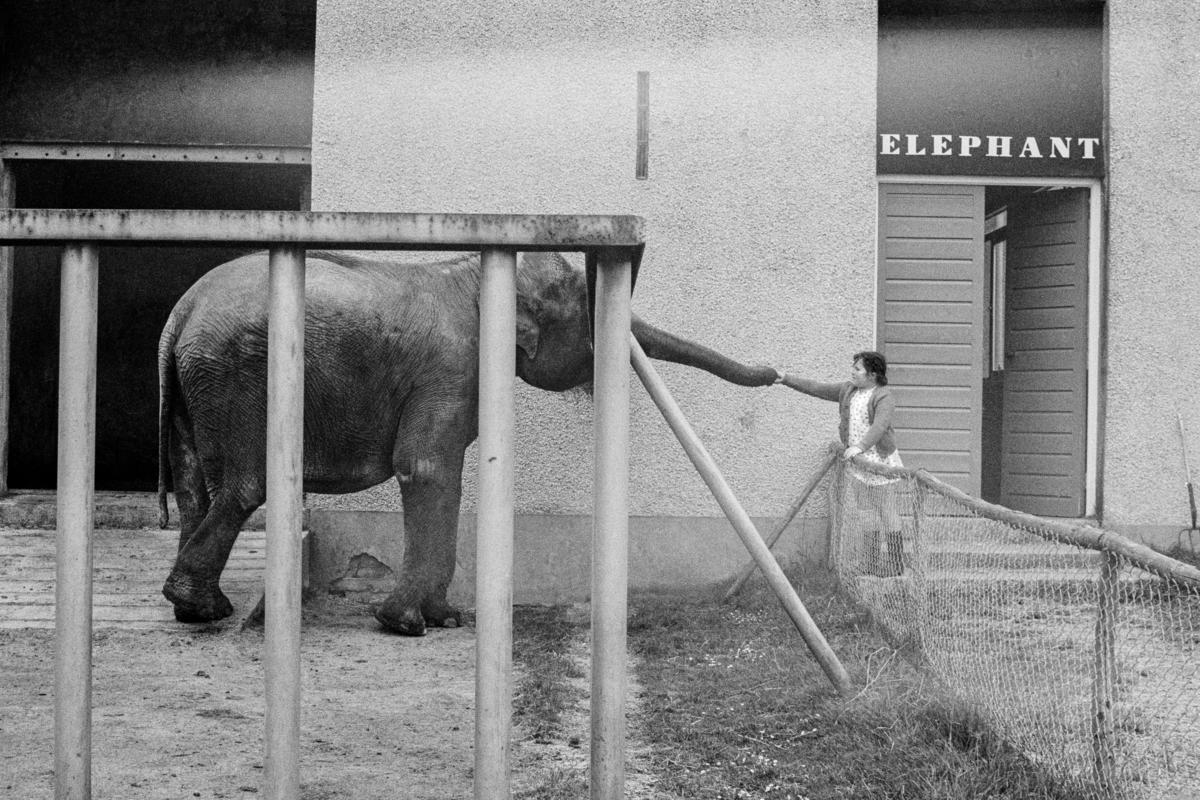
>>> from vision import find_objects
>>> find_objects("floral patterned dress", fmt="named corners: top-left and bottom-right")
top-left (847, 387), bottom-right (903, 486)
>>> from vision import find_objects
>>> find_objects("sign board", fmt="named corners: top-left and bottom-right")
top-left (877, 10), bottom-right (1104, 178)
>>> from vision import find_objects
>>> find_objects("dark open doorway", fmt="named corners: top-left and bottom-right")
top-left (981, 185), bottom-right (1089, 517)
top-left (9, 158), bottom-right (309, 490)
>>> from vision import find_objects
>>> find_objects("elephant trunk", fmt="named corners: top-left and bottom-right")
top-left (631, 314), bottom-right (776, 387)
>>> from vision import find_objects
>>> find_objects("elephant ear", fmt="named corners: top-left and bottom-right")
top-left (515, 295), bottom-right (540, 360)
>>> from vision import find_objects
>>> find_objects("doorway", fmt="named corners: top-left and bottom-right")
top-left (877, 179), bottom-right (1099, 518)
top-left (7, 157), bottom-right (309, 491)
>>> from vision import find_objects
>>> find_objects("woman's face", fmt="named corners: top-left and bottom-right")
top-left (850, 358), bottom-right (875, 389)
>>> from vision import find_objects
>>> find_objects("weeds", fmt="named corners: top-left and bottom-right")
top-left (512, 604), bottom-right (586, 744)
top-left (627, 564), bottom-right (1089, 799)
top-left (510, 564), bottom-right (1089, 799)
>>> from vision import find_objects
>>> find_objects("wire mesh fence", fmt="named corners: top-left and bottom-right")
top-left (822, 446), bottom-right (1200, 800)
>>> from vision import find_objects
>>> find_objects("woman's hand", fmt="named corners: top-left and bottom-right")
top-left (774, 369), bottom-right (787, 385)
top-left (842, 445), bottom-right (863, 460)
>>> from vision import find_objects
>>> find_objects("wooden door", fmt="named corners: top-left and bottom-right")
top-left (1000, 189), bottom-right (1089, 517)
top-left (878, 184), bottom-right (986, 494)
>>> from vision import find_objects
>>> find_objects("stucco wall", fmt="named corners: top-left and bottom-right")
top-left (1104, 3), bottom-right (1200, 542)
top-left (309, 1), bottom-right (877, 526)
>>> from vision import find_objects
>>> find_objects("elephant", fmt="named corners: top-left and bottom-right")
top-left (158, 249), bottom-right (777, 635)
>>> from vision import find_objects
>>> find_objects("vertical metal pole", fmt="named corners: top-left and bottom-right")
top-left (591, 249), bottom-right (631, 800)
top-left (475, 248), bottom-right (517, 800)
top-left (0, 160), bottom-right (14, 495)
top-left (1091, 549), bottom-right (1120, 797)
top-left (264, 245), bottom-right (306, 800)
top-left (55, 243), bottom-right (99, 800)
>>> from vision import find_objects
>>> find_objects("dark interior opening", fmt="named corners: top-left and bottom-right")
top-left (9, 159), bottom-right (309, 491)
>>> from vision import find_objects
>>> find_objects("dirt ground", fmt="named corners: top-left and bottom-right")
top-left (0, 597), bottom-right (500, 800)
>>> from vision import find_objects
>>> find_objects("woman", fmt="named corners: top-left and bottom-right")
top-left (775, 351), bottom-right (906, 576)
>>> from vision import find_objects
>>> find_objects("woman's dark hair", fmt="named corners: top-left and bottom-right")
top-left (853, 350), bottom-right (888, 386)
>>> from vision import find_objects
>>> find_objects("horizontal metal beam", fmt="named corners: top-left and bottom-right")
top-left (0, 209), bottom-right (645, 251)
top-left (0, 141), bottom-right (310, 165)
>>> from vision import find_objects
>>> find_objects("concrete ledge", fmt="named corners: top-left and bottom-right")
top-left (307, 509), bottom-right (831, 606)
top-left (0, 491), bottom-right (294, 531)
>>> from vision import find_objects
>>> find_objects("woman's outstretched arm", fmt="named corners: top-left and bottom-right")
top-left (774, 370), bottom-right (843, 402)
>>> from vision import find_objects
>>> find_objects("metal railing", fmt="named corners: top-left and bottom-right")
top-left (0, 208), bottom-right (644, 800)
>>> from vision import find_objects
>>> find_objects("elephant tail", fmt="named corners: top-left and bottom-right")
top-left (156, 326), bottom-right (176, 529)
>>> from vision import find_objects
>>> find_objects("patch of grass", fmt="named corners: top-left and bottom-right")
top-left (512, 767), bottom-right (589, 800)
top-left (627, 564), bottom-right (1091, 800)
top-left (512, 604), bottom-right (587, 744)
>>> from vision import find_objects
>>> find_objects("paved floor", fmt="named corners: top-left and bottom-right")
top-left (0, 527), bottom-right (266, 630)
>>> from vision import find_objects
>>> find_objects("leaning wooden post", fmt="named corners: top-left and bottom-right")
top-left (1091, 549), bottom-right (1120, 798)
top-left (264, 245), bottom-right (306, 800)
top-left (631, 340), bottom-right (853, 697)
top-left (724, 449), bottom-right (838, 600)
top-left (591, 249), bottom-right (632, 800)
top-left (55, 243), bottom-right (99, 800)
top-left (475, 248), bottom-right (517, 800)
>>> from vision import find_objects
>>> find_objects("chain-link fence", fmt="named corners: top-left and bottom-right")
top-left (823, 446), bottom-right (1200, 800)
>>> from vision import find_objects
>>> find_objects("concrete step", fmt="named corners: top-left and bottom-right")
top-left (0, 527), bottom-right (307, 630)
top-left (920, 543), bottom-right (1101, 571)
top-left (0, 490), bottom-right (284, 530)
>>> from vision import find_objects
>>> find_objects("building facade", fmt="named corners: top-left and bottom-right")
top-left (1, 1), bottom-right (1196, 601)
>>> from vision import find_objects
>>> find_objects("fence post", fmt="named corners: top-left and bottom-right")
top-left (475, 248), bottom-right (517, 799)
top-left (826, 457), bottom-right (844, 576)
top-left (55, 243), bottom-right (99, 800)
top-left (1091, 549), bottom-right (1120, 797)
top-left (591, 249), bottom-right (631, 800)
top-left (905, 477), bottom-right (927, 653)
top-left (264, 245), bottom-right (306, 800)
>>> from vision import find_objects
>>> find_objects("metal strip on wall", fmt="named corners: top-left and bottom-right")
top-left (0, 142), bottom-right (311, 164)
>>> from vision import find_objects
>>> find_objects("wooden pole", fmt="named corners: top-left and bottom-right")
top-left (827, 453), bottom-right (844, 574)
top-left (475, 248), bottom-right (517, 800)
top-left (591, 250), bottom-right (631, 800)
top-left (1091, 549), bottom-right (1120, 798)
top-left (723, 450), bottom-right (838, 600)
top-left (264, 245), bottom-right (306, 800)
top-left (0, 160), bottom-right (14, 495)
top-left (631, 340), bottom-right (853, 697)
top-left (55, 243), bottom-right (99, 800)
top-left (911, 468), bottom-right (1200, 589)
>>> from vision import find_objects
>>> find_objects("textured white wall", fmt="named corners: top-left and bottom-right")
top-left (309, 1), bottom-right (877, 519)
top-left (1104, 3), bottom-right (1200, 533)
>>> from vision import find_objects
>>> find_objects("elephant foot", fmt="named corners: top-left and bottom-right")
top-left (421, 598), bottom-right (463, 629)
top-left (374, 598), bottom-right (427, 637)
top-left (241, 593), bottom-right (266, 630)
top-left (163, 569), bottom-right (234, 623)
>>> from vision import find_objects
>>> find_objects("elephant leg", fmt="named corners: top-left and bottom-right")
top-left (168, 422), bottom-right (211, 555)
top-left (375, 407), bottom-right (473, 636)
top-left (163, 486), bottom-right (260, 623)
